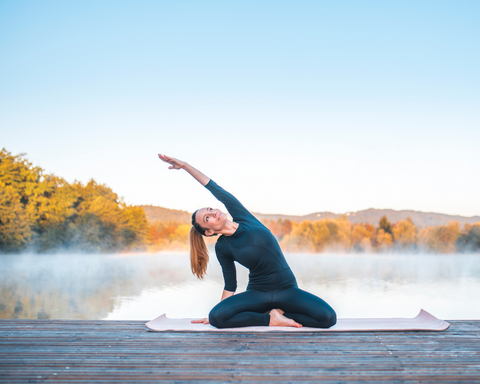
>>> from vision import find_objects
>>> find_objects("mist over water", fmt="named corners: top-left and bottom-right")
top-left (0, 252), bottom-right (479, 321)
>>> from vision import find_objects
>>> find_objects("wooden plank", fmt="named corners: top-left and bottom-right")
top-left (0, 320), bottom-right (479, 383)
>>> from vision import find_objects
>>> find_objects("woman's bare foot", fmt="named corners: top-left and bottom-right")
top-left (269, 309), bottom-right (302, 328)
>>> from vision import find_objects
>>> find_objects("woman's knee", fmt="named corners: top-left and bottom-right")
top-left (323, 308), bottom-right (337, 328)
top-left (310, 304), bottom-right (336, 328)
top-left (208, 306), bottom-right (226, 328)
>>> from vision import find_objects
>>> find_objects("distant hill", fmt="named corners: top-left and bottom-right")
top-left (253, 208), bottom-right (480, 228)
top-left (139, 205), bottom-right (480, 228)
top-left (140, 205), bottom-right (191, 224)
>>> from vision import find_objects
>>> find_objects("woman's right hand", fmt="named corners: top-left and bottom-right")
top-left (158, 154), bottom-right (187, 170)
top-left (191, 318), bottom-right (210, 325)
top-left (158, 154), bottom-right (210, 186)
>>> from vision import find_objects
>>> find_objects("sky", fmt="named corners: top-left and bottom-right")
top-left (1, 0), bottom-right (479, 217)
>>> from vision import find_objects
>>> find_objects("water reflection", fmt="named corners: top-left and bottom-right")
top-left (0, 253), bottom-right (478, 321)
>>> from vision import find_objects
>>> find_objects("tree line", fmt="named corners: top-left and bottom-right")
top-left (0, 149), bottom-right (149, 253)
top-left (264, 216), bottom-right (480, 253)
top-left (2, 148), bottom-right (479, 254)
top-left (147, 215), bottom-right (480, 254)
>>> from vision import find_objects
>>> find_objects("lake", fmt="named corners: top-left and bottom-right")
top-left (0, 252), bottom-right (479, 321)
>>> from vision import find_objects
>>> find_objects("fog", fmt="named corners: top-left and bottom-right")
top-left (0, 252), bottom-right (479, 321)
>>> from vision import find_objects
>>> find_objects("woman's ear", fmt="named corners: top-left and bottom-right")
top-left (205, 229), bottom-right (215, 237)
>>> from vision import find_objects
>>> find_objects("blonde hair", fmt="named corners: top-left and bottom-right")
top-left (189, 226), bottom-right (209, 279)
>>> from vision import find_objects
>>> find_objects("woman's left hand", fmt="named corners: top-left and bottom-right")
top-left (191, 318), bottom-right (210, 325)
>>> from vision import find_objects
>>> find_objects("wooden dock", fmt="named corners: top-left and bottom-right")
top-left (0, 319), bottom-right (479, 383)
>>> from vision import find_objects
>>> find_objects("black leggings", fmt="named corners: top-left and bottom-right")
top-left (208, 287), bottom-right (336, 329)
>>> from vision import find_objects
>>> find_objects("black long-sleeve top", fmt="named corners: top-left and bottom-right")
top-left (205, 180), bottom-right (297, 292)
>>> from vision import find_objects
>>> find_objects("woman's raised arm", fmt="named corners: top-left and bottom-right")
top-left (158, 154), bottom-right (210, 186)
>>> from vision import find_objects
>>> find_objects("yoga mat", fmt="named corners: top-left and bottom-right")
top-left (146, 309), bottom-right (450, 332)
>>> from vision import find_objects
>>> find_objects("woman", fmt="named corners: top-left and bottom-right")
top-left (159, 154), bottom-right (336, 329)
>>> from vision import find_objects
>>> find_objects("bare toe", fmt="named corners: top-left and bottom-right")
top-left (269, 309), bottom-right (303, 328)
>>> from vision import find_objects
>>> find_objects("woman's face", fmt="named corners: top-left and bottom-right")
top-left (195, 207), bottom-right (227, 235)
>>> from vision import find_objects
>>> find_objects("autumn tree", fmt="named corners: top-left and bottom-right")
top-left (0, 148), bottom-right (45, 251)
top-left (280, 217), bottom-right (351, 252)
top-left (457, 223), bottom-right (480, 252)
top-left (375, 229), bottom-right (393, 250)
top-left (169, 224), bottom-right (191, 249)
top-left (280, 220), bottom-right (314, 252)
top-left (379, 216), bottom-right (393, 236)
top-left (0, 149), bottom-right (149, 253)
top-left (417, 222), bottom-right (460, 253)
top-left (262, 218), bottom-right (293, 240)
top-left (149, 220), bottom-right (180, 250)
top-left (122, 205), bottom-right (150, 248)
top-left (351, 223), bottom-right (375, 251)
top-left (392, 218), bottom-right (417, 249)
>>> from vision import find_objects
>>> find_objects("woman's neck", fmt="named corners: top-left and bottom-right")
top-left (217, 220), bottom-right (239, 236)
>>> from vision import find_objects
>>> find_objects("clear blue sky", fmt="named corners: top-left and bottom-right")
top-left (1, 1), bottom-right (479, 217)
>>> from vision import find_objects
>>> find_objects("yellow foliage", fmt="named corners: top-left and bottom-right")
top-left (375, 229), bottom-right (393, 250)
top-left (351, 223), bottom-right (374, 251)
top-left (170, 224), bottom-right (191, 247)
top-left (393, 218), bottom-right (416, 249)
top-left (280, 220), bottom-right (313, 252)
top-left (417, 221), bottom-right (460, 253)
top-left (123, 206), bottom-right (150, 249)
top-left (280, 217), bottom-right (352, 252)
top-left (0, 149), bottom-right (149, 253)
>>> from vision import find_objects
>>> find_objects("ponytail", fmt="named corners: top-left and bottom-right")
top-left (189, 226), bottom-right (209, 279)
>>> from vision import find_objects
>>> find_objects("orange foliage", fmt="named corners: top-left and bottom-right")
top-left (351, 223), bottom-right (375, 251)
top-left (417, 221), bottom-right (460, 253)
top-left (148, 221), bottom-right (190, 251)
top-left (261, 219), bottom-right (293, 240)
top-left (280, 217), bottom-right (352, 252)
top-left (375, 229), bottom-right (393, 250)
top-left (392, 218), bottom-right (416, 249)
